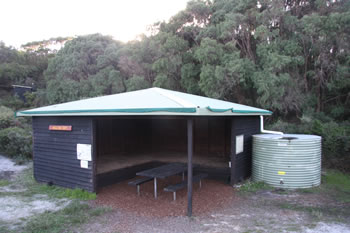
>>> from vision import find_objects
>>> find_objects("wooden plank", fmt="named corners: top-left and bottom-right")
top-left (34, 144), bottom-right (79, 153)
top-left (34, 160), bottom-right (93, 173)
top-left (33, 131), bottom-right (88, 139)
top-left (34, 167), bottom-right (93, 182)
top-left (34, 137), bottom-right (90, 143)
top-left (35, 176), bottom-right (93, 191)
top-left (34, 162), bottom-right (93, 175)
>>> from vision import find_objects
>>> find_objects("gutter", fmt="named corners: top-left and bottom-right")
top-left (260, 116), bottom-right (283, 135)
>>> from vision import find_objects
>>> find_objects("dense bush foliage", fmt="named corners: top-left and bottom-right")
top-left (0, 106), bottom-right (14, 130)
top-left (40, 0), bottom-right (350, 121)
top-left (269, 117), bottom-right (350, 171)
top-left (0, 0), bottom-right (349, 169)
top-left (0, 105), bottom-right (32, 161)
top-left (0, 127), bottom-right (32, 159)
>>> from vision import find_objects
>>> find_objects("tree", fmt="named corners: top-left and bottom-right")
top-left (0, 42), bottom-right (50, 90)
top-left (44, 34), bottom-right (123, 104)
top-left (151, 32), bottom-right (189, 90)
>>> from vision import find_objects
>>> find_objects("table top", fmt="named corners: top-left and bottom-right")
top-left (136, 163), bottom-right (188, 179)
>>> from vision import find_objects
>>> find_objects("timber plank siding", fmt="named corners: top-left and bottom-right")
top-left (231, 116), bottom-right (260, 184)
top-left (32, 117), bottom-right (95, 192)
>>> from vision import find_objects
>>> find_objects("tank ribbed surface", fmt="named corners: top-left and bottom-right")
top-left (252, 134), bottom-right (321, 189)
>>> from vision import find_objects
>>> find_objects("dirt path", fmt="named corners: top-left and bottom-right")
top-left (77, 195), bottom-right (350, 233)
top-left (77, 186), bottom-right (350, 233)
top-left (1, 154), bottom-right (349, 233)
top-left (0, 155), bottom-right (71, 231)
top-left (0, 154), bottom-right (27, 179)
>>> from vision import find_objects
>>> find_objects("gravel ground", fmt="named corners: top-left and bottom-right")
top-left (81, 190), bottom-right (350, 233)
top-left (0, 155), bottom-right (71, 230)
top-left (82, 177), bottom-right (350, 233)
top-left (0, 195), bottom-right (69, 222)
top-left (0, 154), bottom-right (27, 179)
top-left (304, 222), bottom-right (350, 233)
top-left (1, 154), bottom-right (349, 233)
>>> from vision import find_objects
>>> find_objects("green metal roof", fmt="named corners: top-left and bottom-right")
top-left (16, 87), bottom-right (272, 117)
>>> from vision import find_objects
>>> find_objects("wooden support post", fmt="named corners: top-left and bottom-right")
top-left (92, 119), bottom-right (97, 193)
top-left (154, 177), bottom-right (157, 199)
top-left (187, 118), bottom-right (193, 217)
top-left (230, 118), bottom-right (236, 185)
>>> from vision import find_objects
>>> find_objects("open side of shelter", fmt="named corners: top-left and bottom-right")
top-left (32, 115), bottom-right (260, 191)
top-left (95, 117), bottom-right (232, 187)
top-left (19, 87), bottom-right (270, 216)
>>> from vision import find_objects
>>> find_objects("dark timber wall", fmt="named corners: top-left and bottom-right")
top-left (32, 117), bottom-right (95, 192)
top-left (97, 117), bottom-right (231, 156)
top-left (230, 116), bottom-right (260, 184)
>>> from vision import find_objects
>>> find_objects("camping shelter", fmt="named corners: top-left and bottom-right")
top-left (16, 87), bottom-right (272, 216)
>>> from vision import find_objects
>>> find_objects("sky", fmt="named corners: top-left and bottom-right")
top-left (0, 0), bottom-right (190, 48)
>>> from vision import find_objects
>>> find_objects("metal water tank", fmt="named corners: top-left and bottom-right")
top-left (252, 134), bottom-right (321, 189)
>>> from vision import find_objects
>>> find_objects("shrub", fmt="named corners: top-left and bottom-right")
top-left (268, 118), bottom-right (350, 172)
top-left (0, 127), bottom-right (32, 158)
top-left (0, 105), bottom-right (31, 130)
top-left (0, 95), bottom-right (26, 110)
top-left (0, 106), bottom-right (15, 130)
top-left (311, 120), bottom-right (350, 158)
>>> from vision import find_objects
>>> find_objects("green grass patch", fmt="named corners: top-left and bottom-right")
top-left (296, 186), bottom-right (322, 194)
top-left (21, 201), bottom-right (110, 233)
top-left (323, 170), bottom-right (350, 192)
top-left (0, 220), bottom-right (11, 233)
top-left (0, 179), bottom-right (10, 187)
top-left (295, 170), bottom-right (350, 203)
top-left (322, 170), bottom-right (350, 203)
top-left (30, 185), bottom-right (97, 200)
top-left (238, 180), bottom-right (272, 193)
top-left (11, 166), bottom-right (96, 200)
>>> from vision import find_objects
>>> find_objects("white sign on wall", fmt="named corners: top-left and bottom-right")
top-left (77, 143), bottom-right (92, 161)
top-left (236, 135), bottom-right (244, 154)
top-left (80, 160), bottom-right (89, 169)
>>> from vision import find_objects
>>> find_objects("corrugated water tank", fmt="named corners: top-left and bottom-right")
top-left (252, 134), bottom-right (322, 189)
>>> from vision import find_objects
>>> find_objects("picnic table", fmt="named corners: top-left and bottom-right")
top-left (136, 162), bottom-right (188, 199)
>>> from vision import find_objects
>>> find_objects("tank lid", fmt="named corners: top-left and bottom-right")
top-left (253, 134), bottom-right (321, 140)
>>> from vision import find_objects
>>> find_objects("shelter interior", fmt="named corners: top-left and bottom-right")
top-left (96, 117), bottom-right (231, 175)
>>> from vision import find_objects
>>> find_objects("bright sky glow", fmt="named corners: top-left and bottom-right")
top-left (0, 0), bottom-right (190, 48)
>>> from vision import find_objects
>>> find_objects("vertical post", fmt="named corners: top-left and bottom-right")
top-left (154, 177), bottom-right (157, 199)
top-left (187, 118), bottom-right (193, 217)
top-left (91, 119), bottom-right (97, 192)
top-left (230, 118), bottom-right (236, 185)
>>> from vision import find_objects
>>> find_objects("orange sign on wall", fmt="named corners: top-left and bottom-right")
top-left (49, 125), bottom-right (72, 131)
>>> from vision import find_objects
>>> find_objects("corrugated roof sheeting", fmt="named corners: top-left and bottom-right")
top-left (16, 87), bottom-right (272, 116)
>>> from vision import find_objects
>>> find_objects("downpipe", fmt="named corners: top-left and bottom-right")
top-left (260, 116), bottom-right (283, 135)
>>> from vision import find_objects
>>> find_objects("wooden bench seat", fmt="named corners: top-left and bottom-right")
top-left (128, 177), bottom-right (153, 195)
top-left (164, 173), bottom-right (208, 201)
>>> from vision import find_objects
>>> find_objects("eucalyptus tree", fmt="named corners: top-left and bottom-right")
top-left (44, 34), bottom-right (124, 104)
